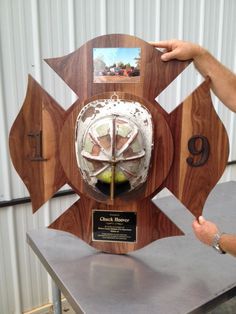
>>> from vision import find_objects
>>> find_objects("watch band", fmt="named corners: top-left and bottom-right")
top-left (212, 233), bottom-right (226, 254)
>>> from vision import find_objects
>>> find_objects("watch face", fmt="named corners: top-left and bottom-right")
top-left (213, 244), bottom-right (221, 252)
top-left (212, 234), bottom-right (225, 254)
top-left (213, 244), bottom-right (225, 254)
top-left (75, 96), bottom-right (153, 199)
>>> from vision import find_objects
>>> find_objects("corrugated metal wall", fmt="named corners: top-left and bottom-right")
top-left (0, 0), bottom-right (236, 313)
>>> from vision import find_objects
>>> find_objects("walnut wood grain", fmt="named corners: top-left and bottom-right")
top-left (49, 196), bottom-right (183, 254)
top-left (45, 34), bottom-right (191, 107)
top-left (9, 75), bottom-right (67, 212)
top-left (165, 79), bottom-right (229, 217)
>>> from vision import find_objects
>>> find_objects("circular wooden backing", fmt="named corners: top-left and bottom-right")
top-left (60, 92), bottom-right (173, 205)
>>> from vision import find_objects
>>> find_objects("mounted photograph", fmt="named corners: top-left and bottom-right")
top-left (93, 47), bottom-right (141, 83)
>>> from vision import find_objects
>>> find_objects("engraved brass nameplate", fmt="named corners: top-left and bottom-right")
top-left (92, 210), bottom-right (137, 243)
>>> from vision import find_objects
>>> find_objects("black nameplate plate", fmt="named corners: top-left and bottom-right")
top-left (92, 210), bottom-right (137, 243)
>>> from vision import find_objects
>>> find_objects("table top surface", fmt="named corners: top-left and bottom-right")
top-left (27, 181), bottom-right (236, 314)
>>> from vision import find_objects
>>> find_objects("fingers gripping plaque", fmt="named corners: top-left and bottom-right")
top-left (9, 34), bottom-right (229, 254)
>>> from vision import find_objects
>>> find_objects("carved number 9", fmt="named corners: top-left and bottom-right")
top-left (186, 135), bottom-right (210, 167)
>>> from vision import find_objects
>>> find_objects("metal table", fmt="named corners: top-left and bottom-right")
top-left (27, 181), bottom-right (236, 314)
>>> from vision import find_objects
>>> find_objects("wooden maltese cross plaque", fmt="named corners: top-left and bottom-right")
top-left (9, 34), bottom-right (229, 254)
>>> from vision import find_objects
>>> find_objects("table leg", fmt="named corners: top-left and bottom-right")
top-left (52, 281), bottom-right (62, 314)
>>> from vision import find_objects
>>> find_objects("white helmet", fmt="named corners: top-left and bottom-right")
top-left (75, 94), bottom-right (153, 200)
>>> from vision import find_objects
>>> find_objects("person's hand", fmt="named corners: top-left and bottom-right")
top-left (150, 39), bottom-right (205, 62)
top-left (192, 216), bottom-right (220, 246)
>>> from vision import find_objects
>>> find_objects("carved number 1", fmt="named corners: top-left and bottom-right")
top-left (28, 131), bottom-right (47, 161)
top-left (186, 135), bottom-right (210, 167)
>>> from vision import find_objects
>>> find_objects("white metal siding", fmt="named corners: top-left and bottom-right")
top-left (0, 1), bottom-right (236, 313)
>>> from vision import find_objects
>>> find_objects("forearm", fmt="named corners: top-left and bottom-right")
top-left (219, 234), bottom-right (236, 256)
top-left (193, 50), bottom-right (236, 112)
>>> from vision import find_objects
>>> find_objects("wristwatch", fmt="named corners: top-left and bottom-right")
top-left (212, 233), bottom-right (226, 254)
